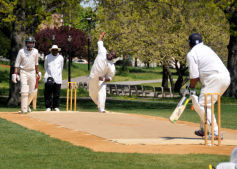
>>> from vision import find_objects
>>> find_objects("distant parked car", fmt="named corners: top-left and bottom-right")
top-left (74, 59), bottom-right (88, 64)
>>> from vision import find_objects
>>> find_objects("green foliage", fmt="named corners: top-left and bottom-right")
top-left (93, 0), bottom-right (229, 65)
top-left (58, 0), bottom-right (96, 31)
top-left (214, 0), bottom-right (237, 37)
top-left (0, 31), bottom-right (10, 58)
top-left (0, 0), bottom-right (92, 39)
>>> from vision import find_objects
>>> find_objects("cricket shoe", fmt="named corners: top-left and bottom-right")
top-left (28, 107), bottom-right (31, 113)
top-left (46, 108), bottom-right (51, 112)
top-left (99, 109), bottom-right (110, 113)
top-left (206, 133), bottom-right (223, 140)
top-left (54, 108), bottom-right (60, 112)
top-left (18, 110), bottom-right (28, 114)
top-left (194, 129), bottom-right (206, 137)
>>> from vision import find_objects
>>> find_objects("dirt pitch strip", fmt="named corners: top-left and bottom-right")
top-left (0, 111), bottom-right (236, 155)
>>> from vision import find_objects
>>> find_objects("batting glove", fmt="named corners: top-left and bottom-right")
top-left (11, 73), bottom-right (19, 83)
top-left (183, 84), bottom-right (196, 96)
top-left (183, 84), bottom-right (190, 96)
top-left (37, 72), bottom-right (42, 80)
top-left (189, 89), bottom-right (196, 95)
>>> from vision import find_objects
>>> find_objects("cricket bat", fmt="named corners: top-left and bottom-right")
top-left (169, 95), bottom-right (190, 123)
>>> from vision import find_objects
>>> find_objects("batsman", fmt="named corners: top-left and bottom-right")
top-left (186, 33), bottom-right (230, 139)
top-left (12, 36), bottom-right (41, 114)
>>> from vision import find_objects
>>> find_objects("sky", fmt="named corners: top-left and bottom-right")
top-left (80, 1), bottom-right (96, 9)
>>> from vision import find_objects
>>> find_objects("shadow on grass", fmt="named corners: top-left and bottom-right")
top-left (0, 96), bottom-right (177, 112)
top-left (0, 70), bottom-right (9, 83)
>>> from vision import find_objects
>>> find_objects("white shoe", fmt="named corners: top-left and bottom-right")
top-left (46, 108), bottom-right (51, 112)
top-left (28, 107), bottom-right (31, 113)
top-left (99, 109), bottom-right (109, 113)
top-left (18, 110), bottom-right (29, 114)
top-left (54, 108), bottom-right (60, 112)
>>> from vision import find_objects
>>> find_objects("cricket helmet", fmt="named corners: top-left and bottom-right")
top-left (188, 33), bottom-right (202, 46)
top-left (25, 36), bottom-right (35, 48)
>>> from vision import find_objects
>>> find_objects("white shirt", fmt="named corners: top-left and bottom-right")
top-left (15, 47), bottom-right (39, 71)
top-left (44, 53), bottom-right (64, 84)
top-left (89, 41), bottom-right (115, 80)
top-left (187, 43), bottom-right (229, 81)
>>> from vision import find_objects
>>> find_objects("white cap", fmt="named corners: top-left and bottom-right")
top-left (49, 45), bottom-right (61, 51)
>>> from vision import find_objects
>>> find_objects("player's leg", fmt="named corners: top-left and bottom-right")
top-left (98, 81), bottom-right (106, 112)
top-left (27, 71), bottom-right (36, 112)
top-left (44, 81), bottom-right (53, 111)
top-left (52, 83), bottom-right (61, 111)
top-left (190, 94), bottom-right (205, 135)
top-left (89, 77), bottom-right (99, 106)
top-left (198, 73), bottom-right (230, 136)
top-left (20, 70), bottom-right (29, 113)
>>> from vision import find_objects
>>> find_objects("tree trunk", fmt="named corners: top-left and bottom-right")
top-left (162, 65), bottom-right (169, 89)
top-left (226, 35), bottom-right (237, 97)
top-left (7, 25), bottom-right (25, 106)
top-left (146, 62), bottom-right (149, 68)
top-left (174, 62), bottom-right (188, 93)
top-left (166, 65), bottom-right (174, 91)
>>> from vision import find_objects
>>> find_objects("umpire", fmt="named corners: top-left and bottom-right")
top-left (43, 45), bottom-right (64, 112)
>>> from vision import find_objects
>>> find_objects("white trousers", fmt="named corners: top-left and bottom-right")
top-left (216, 162), bottom-right (236, 169)
top-left (89, 77), bottom-right (107, 111)
top-left (20, 70), bottom-right (36, 112)
top-left (191, 72), bottom-right (230, 135)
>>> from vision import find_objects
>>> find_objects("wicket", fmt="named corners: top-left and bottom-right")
top-left (66, 82), bottom-right (77, 111)
top-left (204, 93), bottom-right (221, 146)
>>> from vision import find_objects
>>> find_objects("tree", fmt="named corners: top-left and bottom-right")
top-left (93, 0), bottom-right (229, 92)
top-left (0, 31), bottom-right (10, 58)
top-left (215, 0), bottom-right (237, 97)
top-left (35, 26), bottom-right (88, 63)
top-left (0, 0), bottom-right (83, 106)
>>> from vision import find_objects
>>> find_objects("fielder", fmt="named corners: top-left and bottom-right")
top-left (186, 33), bottom-right (230, 139)
top-left (89, 32), bottom-right (116, 113)
top-left (214, 146), bottom-right (237, 169)
top-left (12, 36), bottom-right (41, 113)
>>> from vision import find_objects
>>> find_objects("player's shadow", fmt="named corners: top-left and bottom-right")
top-left (161, 137), bottom-right (203, 140)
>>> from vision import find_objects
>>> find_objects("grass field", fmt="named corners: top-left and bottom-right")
top-left (0, 116), bottom-right (230, 169)
top-left (0, 63), bottom-right (236, 168)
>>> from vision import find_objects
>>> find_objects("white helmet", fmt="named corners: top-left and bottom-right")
top-left (230, 147), bottom-right (237, 163)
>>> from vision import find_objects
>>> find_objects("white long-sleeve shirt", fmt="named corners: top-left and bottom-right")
top-left (44, 53), bottom-right (64, 84)
top-left (89, 41), bottom-right (115, 80)
top-left (15, 47), bottom-right (39, 71)
top-left (187, 43), bottom-right (229, 82)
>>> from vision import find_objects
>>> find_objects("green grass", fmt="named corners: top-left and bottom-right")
top-left (0, 64), bottom-right (235, 169)
top-left (0, 117), bottom-right (229, 169)
top-left (1, 96), bottom-right (237, 130)
top-left (1, 62), bottom-right (237, 129)
top-left (0, 63), bottom-right (180, 96)
top-left (113, 66), bottom-right (179, 82)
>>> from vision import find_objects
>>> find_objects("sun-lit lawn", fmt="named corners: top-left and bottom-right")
top-left (0, 63), bottom-right (236, 169)
top-left (0, 117), bottom-right (229, 169)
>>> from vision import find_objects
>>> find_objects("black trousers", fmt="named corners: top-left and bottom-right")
top-left (44, 83), bottom-right (61, 109)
